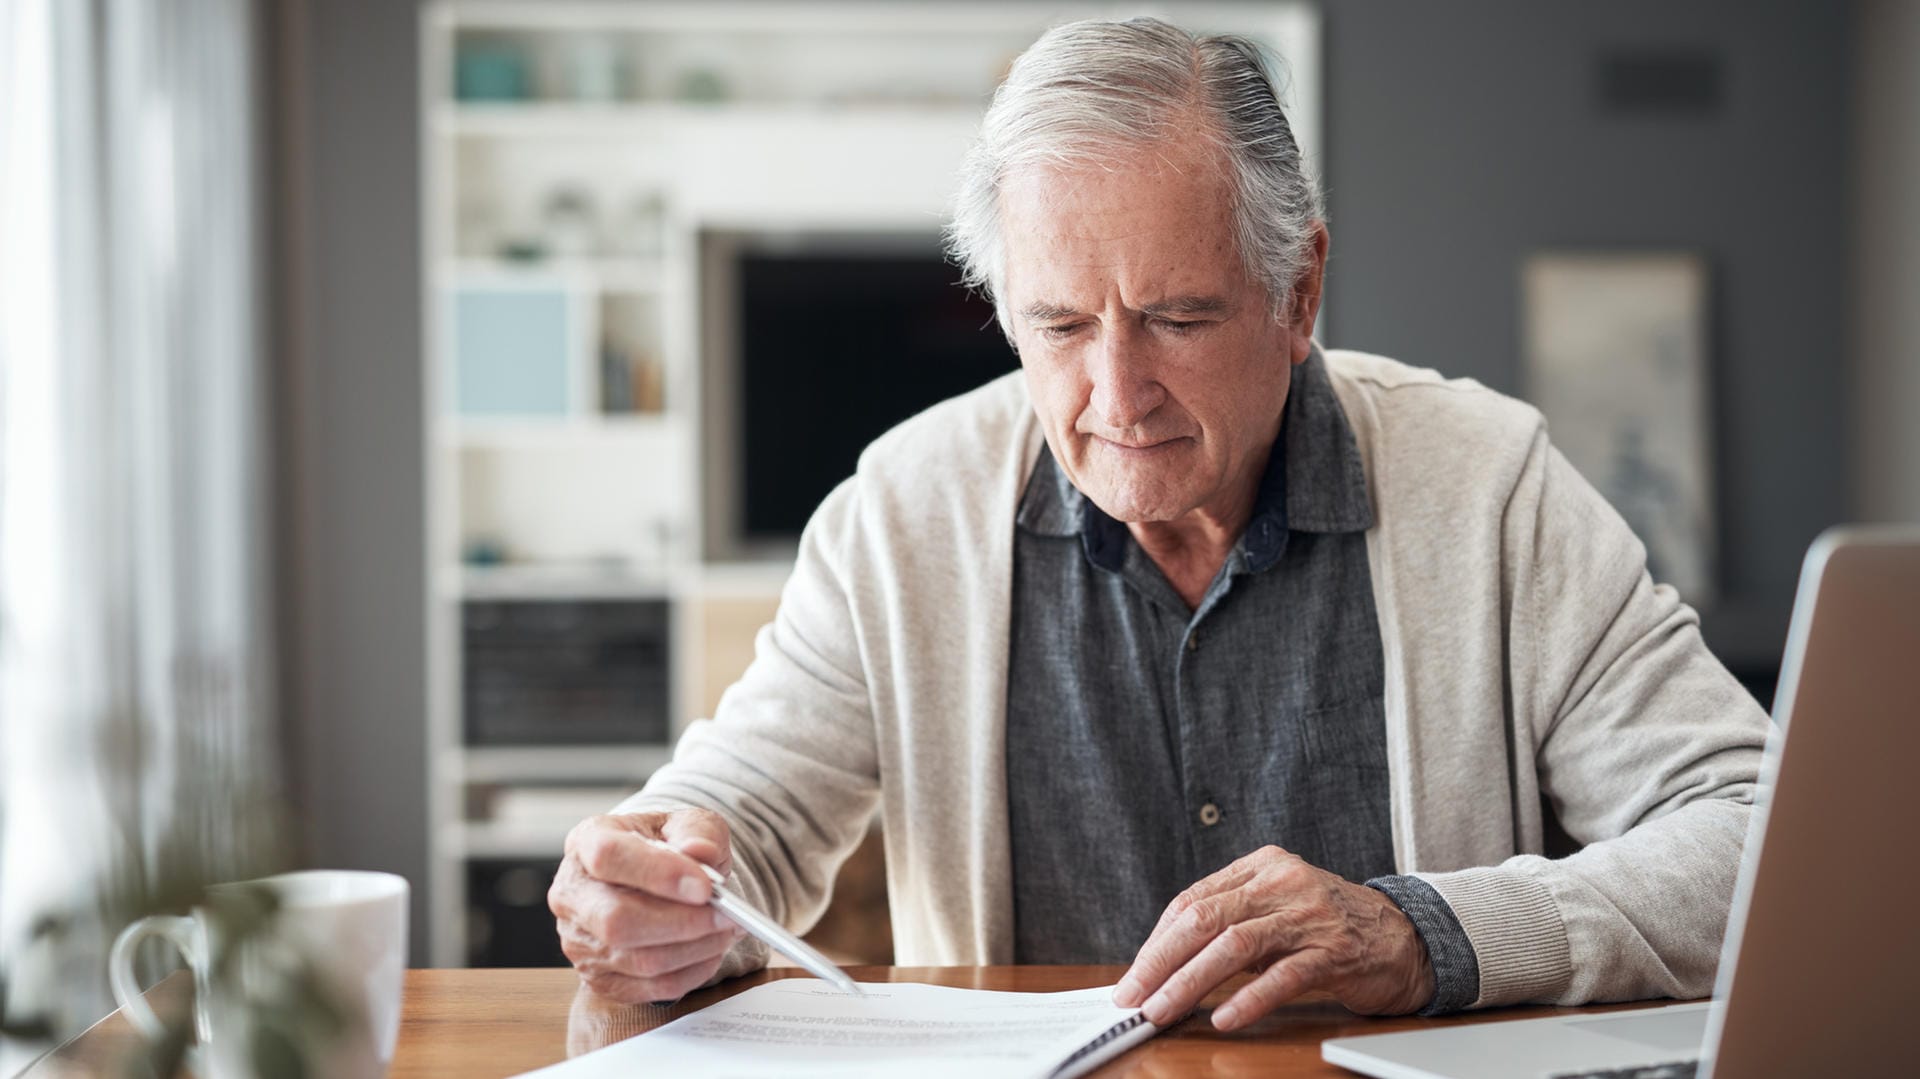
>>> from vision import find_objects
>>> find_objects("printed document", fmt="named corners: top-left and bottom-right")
top-left (515, 979), bottom-right (1158, 1079)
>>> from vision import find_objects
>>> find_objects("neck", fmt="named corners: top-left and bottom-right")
top-left (1126, 457), bottom-right (1268, 611)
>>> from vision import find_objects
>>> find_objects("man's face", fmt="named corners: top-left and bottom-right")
top-left (999, 137), bottom-right (1323, 525)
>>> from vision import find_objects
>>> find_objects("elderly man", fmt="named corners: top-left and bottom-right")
top-left (548, 18), bottom-right (1768, 1030)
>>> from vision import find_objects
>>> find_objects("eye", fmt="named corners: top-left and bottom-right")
top-left (1037, 323), bottom-right (1085, 341)
top-left (1155, 318), bottom-right (1202, 335)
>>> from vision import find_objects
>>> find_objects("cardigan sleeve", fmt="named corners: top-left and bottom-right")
top-left (616, 478), bottom-right (881, 982)
top-left (1417, 427), bottom-right (1771, 1008)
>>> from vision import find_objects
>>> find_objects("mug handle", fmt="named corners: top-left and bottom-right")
top-left (109, 915), bottom-right (211, 1044)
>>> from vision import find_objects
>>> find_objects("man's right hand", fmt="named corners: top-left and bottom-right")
top-left (547, 808), bottom-right (745, 1003)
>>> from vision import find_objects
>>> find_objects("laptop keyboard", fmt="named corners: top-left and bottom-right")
top-left (1551, 1063), bottom-right (1698, 1079)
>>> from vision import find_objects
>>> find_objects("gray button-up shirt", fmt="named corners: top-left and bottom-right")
top-left (1005, 350), bottom-right (1479, 1013)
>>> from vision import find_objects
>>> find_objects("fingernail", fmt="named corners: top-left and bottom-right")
top-left (713, 910), bottom-right (733, 931)
top-left (1112, 978), bottom-right (1141, 1007)
top-left (678, 877), bottom-right (706, 903)
top-left (1213, 1004), bottom-right (1241, 1029)
top-left (1144, 990), bottom-right (1171, 1019)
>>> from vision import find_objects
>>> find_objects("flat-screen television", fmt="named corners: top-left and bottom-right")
top-left (701, 230), bottom-right (1016, 558)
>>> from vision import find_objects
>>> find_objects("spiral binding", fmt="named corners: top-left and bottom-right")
top-left (1047, 1012), bottom-right (1151, 1077)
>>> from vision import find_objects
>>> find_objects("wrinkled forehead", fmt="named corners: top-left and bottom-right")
top-left (996, 130), bottom-right (1235, 212)
top-left (995, 145), bottom-right (1250, 302)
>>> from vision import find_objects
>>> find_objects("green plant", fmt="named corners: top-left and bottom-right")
top-left (2, 841), bottom-right (352, 1077)
top-left (0, 915), bottom-right (59, 1045)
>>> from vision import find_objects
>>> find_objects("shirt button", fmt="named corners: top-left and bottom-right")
top-left (1186, 633), bottom-right (1199, 653)
top-left (1198, 802), bottom-right (1222, 827)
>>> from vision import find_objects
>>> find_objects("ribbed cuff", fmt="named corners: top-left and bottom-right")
top-left (1420, 868), bottom-right (1572, 1008)
top-left (1366, 875), bottom-right (1481, 1015)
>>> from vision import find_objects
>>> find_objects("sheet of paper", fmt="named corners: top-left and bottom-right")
top-left (516, 979), bottom-right (1154, 1079)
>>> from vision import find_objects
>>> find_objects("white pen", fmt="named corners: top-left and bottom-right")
top-left (653, 841), bottom-right (866, 998)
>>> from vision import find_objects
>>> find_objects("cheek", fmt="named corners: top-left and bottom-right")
top-left (1165, 348), bottom-right (1280, 442)
top-left (1020, 353), bottom-right (1089, 430)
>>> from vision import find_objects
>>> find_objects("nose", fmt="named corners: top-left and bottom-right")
top-left (1086, 328), bottom-right (1165, 431)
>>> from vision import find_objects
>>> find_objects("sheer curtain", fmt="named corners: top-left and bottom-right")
top-left (0, 0), bottom-right (278, 1055)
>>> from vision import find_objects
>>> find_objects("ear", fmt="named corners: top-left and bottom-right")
top-left (1286, 222), bottom-right (1331, 365)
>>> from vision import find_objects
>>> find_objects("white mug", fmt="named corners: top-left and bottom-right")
top-left (109, 869), bottom-right (409, 1078)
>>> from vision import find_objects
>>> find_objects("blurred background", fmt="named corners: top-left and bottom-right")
top-left (2, 0), bottom-right (1915, 1061)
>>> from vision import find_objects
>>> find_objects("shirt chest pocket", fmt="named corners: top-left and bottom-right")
top-left (1296, 695), bottom-right (1391, 774)
top-left (1292, 695), bottom-right (1396, 882)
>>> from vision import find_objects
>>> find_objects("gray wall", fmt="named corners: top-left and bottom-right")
top-left (281, 1), bottom-right (1857, 964)
top-left (282, 0), bottom-right (429, 962)
top-left (1852, 0), bottom-right (1920, 523)
top-left (1319, 1), bottom-right (1850, 672)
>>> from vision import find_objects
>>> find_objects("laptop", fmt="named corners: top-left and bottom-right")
top-left (1322, 526), bottom-right (1920, 1079)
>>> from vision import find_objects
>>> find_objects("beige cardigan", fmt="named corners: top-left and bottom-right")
top-left (626, 349), bottom-right (1771, 1009)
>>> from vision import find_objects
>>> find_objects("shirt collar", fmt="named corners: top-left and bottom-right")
top-left (1016, 344), bottom-right (1373, 572)
top-left (1283, 343), bottom-right (1375, 535)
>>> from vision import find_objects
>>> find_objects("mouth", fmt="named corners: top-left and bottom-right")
top-left (1090, 435), bottom-right (1187, 457)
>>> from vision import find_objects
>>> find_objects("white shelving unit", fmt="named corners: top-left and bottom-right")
top-left (419, 0), bottom-right (1319, 967)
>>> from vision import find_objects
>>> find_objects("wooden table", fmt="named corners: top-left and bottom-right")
top-left (29, 965), bottom-right (1673, 1077)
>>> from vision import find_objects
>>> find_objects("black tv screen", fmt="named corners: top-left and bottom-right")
top-left (737, 248), bottom-right (1016, 541)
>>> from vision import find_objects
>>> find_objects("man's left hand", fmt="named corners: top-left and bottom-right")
top-left (1112, 845), bottom-right (1435, 1030)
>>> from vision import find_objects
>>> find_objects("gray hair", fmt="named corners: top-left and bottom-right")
top-left (945, 17), bottom-right (1324, 333)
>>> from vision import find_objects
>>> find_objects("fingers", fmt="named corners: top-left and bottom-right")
top-left (549, 809), bottom-right (746, 1002)
top-left (566, 813), bottom-right (719, 905)
top-left (1134, 909), bottom-right (1301, 1026)
top-left (1211, 951), bottom-right (1330, 1031)
top-left (1117, 869), bottom-right (1284, 1007)
top-left (1123, 848), bottom-right (1289, 1006)
top-left (1118, 890), bottom-right (1235, 1013)
top-left (1115, 847), bottom-right (1317, 1020)
top-left (570, 944), bottom-right (733, 1005)
top-left (659, 808), bottom-right (732, 875)
top-left (556, 877), bottom-right (742, 1005)
top-left (559, 917), bottom-right (741, 980)
top-left (554, 871), bottom-right (729, 949)
top-left (1145, 857), bottom-right (1261, 941)
top-left (1115, 848), bottom-right (1437, 1030)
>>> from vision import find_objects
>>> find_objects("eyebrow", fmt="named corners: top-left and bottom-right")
top-left (1018, 301), bottom-right (1083, 322)
top-left (1142, 295), bottom-right (1234, 318)
top-left (1017, 295), bottom-right (1235, 322)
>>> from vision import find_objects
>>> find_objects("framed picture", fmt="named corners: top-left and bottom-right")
top-left (1522, 252), bottom-right (1715, 604)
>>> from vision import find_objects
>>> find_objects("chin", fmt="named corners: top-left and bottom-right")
top-left (1084, 483), bottom-right (1195, 524)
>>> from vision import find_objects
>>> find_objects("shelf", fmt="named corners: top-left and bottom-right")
top-left (437, 101), bottom-right (677, 138)
top-left (459, 743), bottom-right (676, 784)
top-left (450, 820), bottom-right (572, 860)
top-left (436, 1), bottom-right (1075, 36)
top-left (447, 563), bottom-right (677, 600)
top-left (689, 560), bottom-right (794, 598)
top-left (439, 257), bottom-right (664, 293)
top-left (421, 0), bottom-right (1322, 971)
top-left (440, 562), bottom-right (790, 602)
top-left (435, 100), bottom-right (987, 140)
top-left (440, 412), bottom-right (676, 447)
